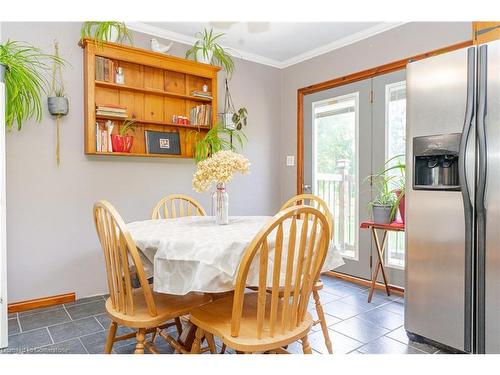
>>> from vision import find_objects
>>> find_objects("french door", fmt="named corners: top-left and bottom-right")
top-left (302, 70), bottom-right (406, 286)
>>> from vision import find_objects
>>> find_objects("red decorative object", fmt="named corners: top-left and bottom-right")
top-left (111, 135), bottom-right (134, 153)
top-left (395, 190), bottom-right (405, 224)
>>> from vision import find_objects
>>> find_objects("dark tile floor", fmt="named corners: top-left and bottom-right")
top-left (2, 276), bottom-right (449, 354)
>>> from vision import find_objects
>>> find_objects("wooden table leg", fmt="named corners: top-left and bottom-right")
top-left (368, 228), bottom-right (390, 302)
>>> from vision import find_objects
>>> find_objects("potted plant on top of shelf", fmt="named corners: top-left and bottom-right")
top-left (0, 40), bottom-right (65, 131)
top-left (111, 119), bottom-right (136, 153)
top-left (186, 28), bottom-right (235, 78)
top-left (80, 22), bottom-right (133, 46)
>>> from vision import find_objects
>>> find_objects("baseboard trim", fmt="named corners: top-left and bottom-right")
top-left (325, 271), bottom-right (405, 297)
top-left (8, 292), bottom-right (76, 313)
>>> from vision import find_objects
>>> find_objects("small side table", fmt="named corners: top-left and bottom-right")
top-left (360, 221), bottom-right (405, 303)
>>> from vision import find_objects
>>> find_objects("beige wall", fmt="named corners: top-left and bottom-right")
top-left (2, 22), bottom-right (282, 302)
top-left (279, 22), bottom-right (472, 202)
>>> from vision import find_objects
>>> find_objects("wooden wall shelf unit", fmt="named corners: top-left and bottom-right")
top-left (81, 39), bottom-right (220, 159)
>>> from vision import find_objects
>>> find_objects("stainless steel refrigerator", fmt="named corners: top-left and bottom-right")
top-left (405, 39), bottom-right (500, 354)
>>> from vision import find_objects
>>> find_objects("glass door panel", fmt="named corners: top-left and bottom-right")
top-left (313, 94), bottom-right (358, 259)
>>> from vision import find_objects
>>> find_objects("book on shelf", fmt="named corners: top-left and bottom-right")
top-left (95, 103), bottom-right (127, 119)
top-left (95, 121), bottom-right (114, 152)
top-left (191, 90), bottom-right (213, 99)
top-left (145, 130), bottom-right (181, 155)
top-left (95, 56), bottom-right (115, 83)
top-left (189, 104), bottom-right (212, 126)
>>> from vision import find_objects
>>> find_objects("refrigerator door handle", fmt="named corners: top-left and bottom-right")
top-left (476, 44), bottom-right (488, 354)
top-left (459, 46), bottom-right (475, 353)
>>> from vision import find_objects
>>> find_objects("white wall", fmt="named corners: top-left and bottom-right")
top-left (279, 22), bottom-right (472, 202)
top-left (2, 22), bottom-right (281, 302)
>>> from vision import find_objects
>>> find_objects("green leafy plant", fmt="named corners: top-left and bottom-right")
top-left (0, 40), bottom-right (65, 131)
top-left (232, 107), bottom-right (248, 130)
top-left (80, 22), bottom-right (133, 46)
top-left (186, 28), bottom-right (235, 77)
top-left (119, 119), bottom-right (136, 136)
top-left (366, 154), bottom-right (406, 221)
top-left (191, 124), bottom-right (246, 163)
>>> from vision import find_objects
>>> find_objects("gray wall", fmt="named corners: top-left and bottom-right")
top-left (279, 22), bottom-right (472, 202)
top-left (2, 21), bottom-right (473, 302)
top-left (2, 22), bottom-right (281, 302)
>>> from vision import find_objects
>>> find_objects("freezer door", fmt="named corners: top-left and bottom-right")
top-left (483, 40), bottom-right (500, 354)
top-left (405, 46), bottom-right (475, 352)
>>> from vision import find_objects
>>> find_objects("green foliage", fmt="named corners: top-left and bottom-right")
top-left (119, 119), bottom-right (136, 136)
top-left (185, 28), bottom-right (235, 77)
top-left (80, 22), bottom-right (133, 46)
top-left (232, 107), bottom-right (248, 130)
top-left (0, 40), bottom-right (65, 131)
top-left (191, 124), bottom-right (246, 163)
top-left (366, 154), bottom-right (406, 221)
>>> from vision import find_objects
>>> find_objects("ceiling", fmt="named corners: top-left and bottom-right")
top-left (127, 22), bottom-right (405, 69)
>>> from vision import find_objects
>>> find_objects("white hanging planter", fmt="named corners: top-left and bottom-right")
top-left (195, 49), bottom-right (213, 64)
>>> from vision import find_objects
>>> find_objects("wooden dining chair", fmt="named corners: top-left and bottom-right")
top-left (280, 194), bottom-right (334, 354)
top-left (151, 194), bottom-right (206, 219)
top-left (189, 205), bottom-right (331, 354)
top-left (93, 200), bottom-right (212, 354)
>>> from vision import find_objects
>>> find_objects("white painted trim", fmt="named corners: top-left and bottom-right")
top-left (280, 22), bottom-right (407, 68)
top-left (126, 22), bottom-right (407, 69)
top-left (126, 22), bottom-right (282, 68)
top-left (0, 79), bottom-right (8, 349)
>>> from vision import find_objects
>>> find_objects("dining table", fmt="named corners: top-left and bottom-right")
top-left (127, 215), bottom-right (345, 351)
top-left (127, 215), bottom-right (345, 296)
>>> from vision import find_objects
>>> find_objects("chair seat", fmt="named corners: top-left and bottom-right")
top-left (189, 292), bottom-right (313, 352)
top-left (106, 286), bottom-right (212, 329)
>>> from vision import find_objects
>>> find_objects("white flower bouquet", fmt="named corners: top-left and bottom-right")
top-left (192, 150), bottom-right (250, 193)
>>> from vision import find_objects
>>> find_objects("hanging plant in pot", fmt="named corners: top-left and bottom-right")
top-left (80, 21), bottom-right (133, 46)
top-left (111, 119), bottom-right (135, 152)
top-left (0, 40), bottom-right (65, 131)
top-left (185, 28), bottom-right (235, 77)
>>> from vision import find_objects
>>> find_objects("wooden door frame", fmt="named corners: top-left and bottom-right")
top-left (296, 40), bottom-right (473, 194)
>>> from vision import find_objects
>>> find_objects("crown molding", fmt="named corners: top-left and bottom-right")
top-left (279, 22), bottom-right (408, 68)
top-left (126, 22), bottom-right (407, 70)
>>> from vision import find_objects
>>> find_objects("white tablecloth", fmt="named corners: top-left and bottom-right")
top-left (127, 216), bottom-right (345, 295)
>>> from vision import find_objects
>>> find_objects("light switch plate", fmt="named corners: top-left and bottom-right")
top-left (286, 155), bottom-right (295, 166)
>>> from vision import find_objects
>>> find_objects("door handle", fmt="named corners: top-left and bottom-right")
top-left (302, 184), bottom-right (312, 191)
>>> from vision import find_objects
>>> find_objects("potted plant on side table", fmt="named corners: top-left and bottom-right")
top-left (368, 174), bottom-right (398, 225)
top-left (111, 119), bottom-right (135, 153)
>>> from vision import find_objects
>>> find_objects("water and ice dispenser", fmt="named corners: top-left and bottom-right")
top-left (413, 133), bottom-right (461, 191)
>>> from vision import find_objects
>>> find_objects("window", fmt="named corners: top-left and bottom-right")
top-left (385, 81), bottom-right (406, 269)
top-left (312, 93), bottom-right (359, 259)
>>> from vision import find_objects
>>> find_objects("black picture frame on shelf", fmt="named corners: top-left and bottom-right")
top-left (145, 130), bottom-right (181, 155)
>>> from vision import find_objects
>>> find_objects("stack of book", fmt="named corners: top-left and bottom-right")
top-left (191, 90), bottom-right (213, 100)
top-left (95, 121), bottom-right (114, 153)
top-left (95, 56), bottom-right (115, 82)
top-left (189, 104), bottom-right (212, 126)
top-left (96, 104), bottom-right (127, 119)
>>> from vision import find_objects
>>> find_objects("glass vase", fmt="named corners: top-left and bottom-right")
top-left (212, 182), bottom-right (229, 225)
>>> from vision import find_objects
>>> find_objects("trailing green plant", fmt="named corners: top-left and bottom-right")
top-left (186, 28), bottom-right (235, 77)
top-left (0, 40), bottom-right (65, 131)
top-left (190, 124), bottom-right (246, 163)
top-left (119, 119), bottom-right (136, 136)
top-left (80, 22), bottom-right (133, 46)
top-left (232, 107), bottom-right (248, 130)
